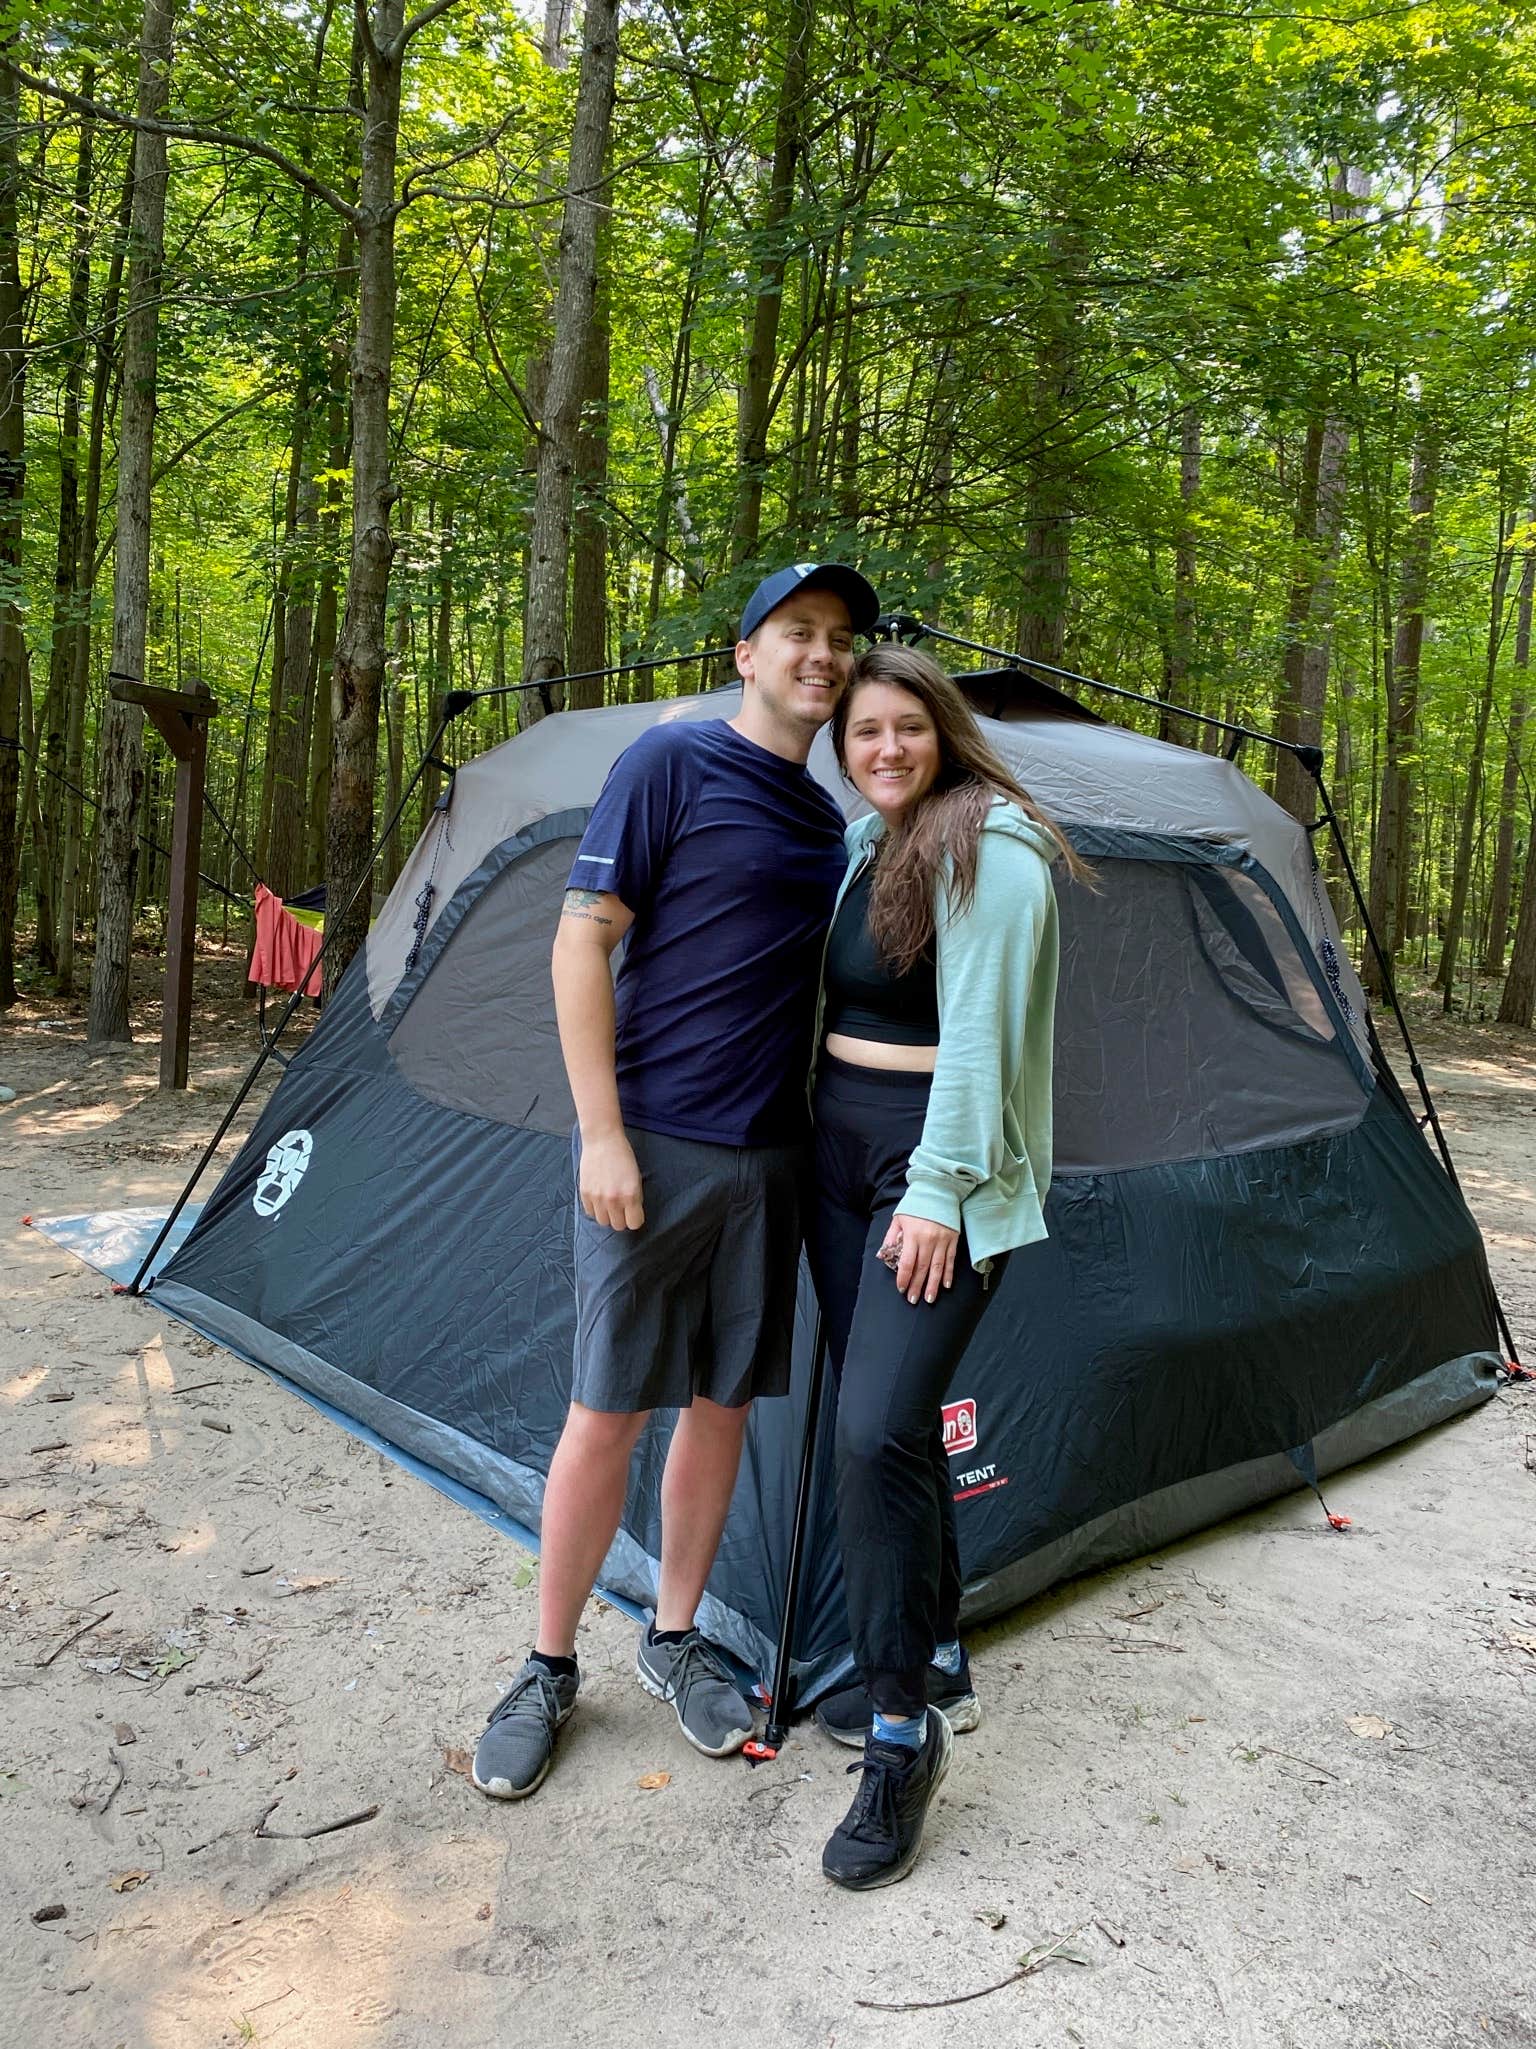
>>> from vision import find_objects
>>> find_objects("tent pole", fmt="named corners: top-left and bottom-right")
top-left (1305, 766), bottom-right (1523, 1366)
top-left (760, 1313), bottom-right (831, 1754)
top-left (124, 713), bottom-right (455, 1297)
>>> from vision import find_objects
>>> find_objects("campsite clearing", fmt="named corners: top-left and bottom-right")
top-left (2, 956), bottom-right (1533, 2049)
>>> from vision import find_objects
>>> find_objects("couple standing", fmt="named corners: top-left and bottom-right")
top-left (471, 563), bottom-right (1073, 1890)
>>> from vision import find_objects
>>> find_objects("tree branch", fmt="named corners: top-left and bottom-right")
top-left (4, 62), bottom-right (359, 225)
top-left (396, 109), bottom-right (516, 210)
top-left (394, 0), bottom-right (461, 59)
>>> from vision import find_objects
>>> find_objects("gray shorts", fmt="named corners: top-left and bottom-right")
top-left (571, 1125), bottom-right (804, 1413)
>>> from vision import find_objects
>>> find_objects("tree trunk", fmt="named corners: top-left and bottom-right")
top-left (568, 237), bottom-right (610, 703)
top-left (522, 0), bottom-right (620, 707)
top-left (1436, 505), bottom-right (1516, 1006)
top-left (1272, 412), bottom-right (1349, 821)
top-left (1483, 519), bottom-right (1532, 975)
top-left (59, 156), bottom-right (133, 995)
top-left (1159, 407), bottom-right (1200, 743)
top-left (87, 0), bottom-right (175, 1043)
top-left (325, 1), bottom-right (411, 998)
top-left (730, 0), bottom-right (811, 566)
top-left (1363, 422), bottom-right (1439, 992)
top-left (267, 474), bottom-right (318, 898)
top-left (0, 36), bottom-right (28, 1005)
top-left (1498, 822), bottom-right (1536, 1027)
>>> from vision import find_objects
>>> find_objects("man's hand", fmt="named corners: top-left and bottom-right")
top-left (579, 1130), bottom-right (645, 1231)
top-left (879, 1212), bottom-right (959, 1305)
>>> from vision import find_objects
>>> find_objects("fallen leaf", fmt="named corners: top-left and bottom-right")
top-left (152, 1648), bottom-right (196, 1677)
top-left (109, 1871), bottom-right (150, 1894)
top-left (442, 1747), bottom-right (473, 1778)
top-left (1505, 1631), bottom-right (1536, 1656)
top-left (32, 1904), bottom-right (67, 1924)
top-left (974, 1907), bottom-right (1006, 1930)
top-left (510, 1560), bottom-right (535, 1591)
top-left (276, 1576), bottom-right (340, 1596)
top-left (637, 1771), bottom-right (671, 1791)
top-left (1345, 1714), bottom-right (1391, 1740)
top-left (113, 1724), bottom-right (136, 1747)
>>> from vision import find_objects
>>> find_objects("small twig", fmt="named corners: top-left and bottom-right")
top-left (255, 1801), bottom-right (380, 1841)
top-left (1114, 1601), bottom-right (1164, 1622)
top-left (1260, 1745), bottom-right (1338, 1781)
top-left (1, 1506), bottom-right (45, 1522)
top-left (167, 1381), bottom-right (225, 1397)
top-left (99, 1748), bottom-right (126, 1815)
top-left (856, 1926), bottom-right (1087, 2012)
top-left (28, 1439), bottom-right (67, 1455)
top-left (200, 1418), bottom-right (233, 1435)
top-left (37, 1609), bottom-right (112, 1668)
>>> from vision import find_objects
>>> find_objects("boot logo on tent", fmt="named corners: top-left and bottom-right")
top-left (252, 1130), bottom-right (314, 1218)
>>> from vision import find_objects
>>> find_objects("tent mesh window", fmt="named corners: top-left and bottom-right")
top-left (1052, 856), bottom-right (1368, 1175)
top-left (386, 836), bottom-right (581, 1138)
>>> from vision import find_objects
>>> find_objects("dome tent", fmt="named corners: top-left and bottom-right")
top-left (148, 671), bottom-right (1504, 1706)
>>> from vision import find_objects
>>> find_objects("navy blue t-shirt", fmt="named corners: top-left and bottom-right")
top-left (567, 719), bottom-right (846, 1146)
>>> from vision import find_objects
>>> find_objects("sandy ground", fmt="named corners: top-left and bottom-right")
top-left (2, 949), bottom-right (1534, 2049)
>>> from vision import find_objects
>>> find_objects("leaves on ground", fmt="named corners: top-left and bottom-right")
top-left (441, 1747), bottom-right (473, 1778)
top-left (153, 1647), bottom-right (196, 1677)
top-left (1345, 1713), bottom-right (1391, 1739)
top-left (637, 1771), bottom-right (671, 1790)
top-left (110, 1870), bottom-right (150, 1893)
top-left (975, 1907), bottom-right (1006, 1930)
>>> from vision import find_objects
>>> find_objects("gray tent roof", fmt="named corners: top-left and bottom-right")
top-left (367, 686), bottom-right (1368, 1053)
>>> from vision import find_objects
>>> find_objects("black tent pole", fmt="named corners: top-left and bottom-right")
top-left (759, 1312), bottom-right (831, 1754)
top-left (1303, 766), bottom-right (1522, 1366)
top-left (124, 711), bottom-right (455, 1297)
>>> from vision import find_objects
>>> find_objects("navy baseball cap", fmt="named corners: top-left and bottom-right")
top-left (739, 561), bottom-right (880, 642)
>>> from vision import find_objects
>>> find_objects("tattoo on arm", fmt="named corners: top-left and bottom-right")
top-left (561, 888), bottom-right (614, 926)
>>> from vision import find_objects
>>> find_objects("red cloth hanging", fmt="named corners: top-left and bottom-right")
top-left (250, 883), bottom-right (323, 997)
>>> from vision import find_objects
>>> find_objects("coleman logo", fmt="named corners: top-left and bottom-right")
top-left (942, 1398), bottom-right (977, 1458)
top-left (253, 1129), bottom-right (314, 1218)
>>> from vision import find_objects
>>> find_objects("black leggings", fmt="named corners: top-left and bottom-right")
top-left (805, 1054), bottom-right (1007, 1717)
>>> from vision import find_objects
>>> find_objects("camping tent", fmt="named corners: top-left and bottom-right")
top-left (150, 679), bottom-right (1503, 1702)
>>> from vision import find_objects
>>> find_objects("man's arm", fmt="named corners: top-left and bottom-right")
top-left (552, 887), bottom-right (643, 1230)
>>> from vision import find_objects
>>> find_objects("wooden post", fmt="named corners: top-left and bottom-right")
top-left (108, 677), bottom-right (218, 1089)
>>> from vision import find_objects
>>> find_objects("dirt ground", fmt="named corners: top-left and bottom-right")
top-left (3, 947), bottom-right (1534, 2049)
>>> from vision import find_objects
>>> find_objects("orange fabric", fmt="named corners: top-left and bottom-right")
top-left (251, 882), bottom-right (323, 996)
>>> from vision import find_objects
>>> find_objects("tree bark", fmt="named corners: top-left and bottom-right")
top-left (1159, 407), bottom-right (1200, 743)
top-left (1436, 507), bottom-right (1517, 1006)
top-left (1483, 518), bottom-right (1532, 975)
top-left (1272, 412), bottom-right (1349, 822)
top-left (87, 0), bottom-right (176, 1042)
top-left (568, 237), bottom-right (610, 703)
top-left (1363, 422), bottom-right (1438, 992)
top-left (729, 0), bottom-right (811, 566)
top-left (0, 35), bottom-right (28, 1005)
top-left (58, 156), bottom-right (133, 995)
top-left (521, 0), bottom-right (620, 708)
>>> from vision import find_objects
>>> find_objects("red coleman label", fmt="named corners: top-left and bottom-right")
top-left (942, 1398), bottom-right (977, 1458)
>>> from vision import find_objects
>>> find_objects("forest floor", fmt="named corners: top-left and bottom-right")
top-left (2, 944), bottom-right (1534, 2049)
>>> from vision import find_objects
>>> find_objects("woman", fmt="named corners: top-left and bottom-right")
top-left (807, 643), bottom-right (1081, 1892)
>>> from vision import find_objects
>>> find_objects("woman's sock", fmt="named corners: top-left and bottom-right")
top-left (931, 1640), bottom-right (963, 1676)
top-left (871, 1709), bottom-right (923, 1750)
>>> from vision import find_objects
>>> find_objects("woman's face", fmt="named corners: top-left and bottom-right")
top-left (841, 681), bottom-right (943, 821)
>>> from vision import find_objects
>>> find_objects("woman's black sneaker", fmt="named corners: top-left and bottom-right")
top-left (814, 1652), bottom-right (980, 1749)
top-left (821, 1708), bottom-right (954, 1891)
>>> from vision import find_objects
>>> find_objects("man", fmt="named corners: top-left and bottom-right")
top-left (472, 561), bottom-right (880, 1800)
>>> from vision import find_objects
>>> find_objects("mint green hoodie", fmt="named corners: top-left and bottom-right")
top-left (827, 800), bottom-right (1061, 1267)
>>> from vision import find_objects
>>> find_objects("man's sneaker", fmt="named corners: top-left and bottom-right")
top-left (822, 1707), bottom-right (954, 1891)
top-left (814, 1651), bottom-right (981, 1749)
top-left (635, 1625), bottom-right (755, 1757)
top-left (471, 1658), bottom-right (579, 1800)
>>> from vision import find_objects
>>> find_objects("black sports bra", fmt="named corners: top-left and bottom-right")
top-left (822, 863), bottom-right (940, 1047)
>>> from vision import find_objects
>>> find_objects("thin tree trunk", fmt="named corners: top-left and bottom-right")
top-left (1483, 518), bottom-right (1533, 975)
top-left (1436, 505), bottom-right (1517, 1005)
top-left (1159, 407), bottom-right (1200, 743)
top-left (568, 232), bottom-right (610, 703)
top-left (1272, 413), bottom-right (1349, 821)
top-left (1363, 422), bottom-right (1438, 992)
top-left (59, 157), bottom-right (133, 994)
top-left (730, 0), bottom-right (811, 566)
top-left (0, 36), bottom-right (28, 1004)
top-left (522, 0), bottom-right (620, 709)
top-left (267, 474), bottom-right (317, 898)
top-left (87, 0), bottom-right (176, 1043)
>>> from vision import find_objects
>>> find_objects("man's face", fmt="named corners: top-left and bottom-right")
top-left (735, 588), bottom-right (856, 735)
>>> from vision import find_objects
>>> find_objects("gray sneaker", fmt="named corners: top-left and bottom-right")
top-left (635, 1626), bottom-right (755, 1757)
top-left (471, 1658), bottom-right (579, 1799)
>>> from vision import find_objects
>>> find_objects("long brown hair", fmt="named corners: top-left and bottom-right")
top-left (831, 645), bottom-right (1087, 974)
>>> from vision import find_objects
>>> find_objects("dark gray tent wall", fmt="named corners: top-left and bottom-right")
top-left (153, 690), bottom-right (1503, 1702)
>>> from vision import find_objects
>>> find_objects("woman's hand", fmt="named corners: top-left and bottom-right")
top-left (878, 1213), bottom-right (959, 1305)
